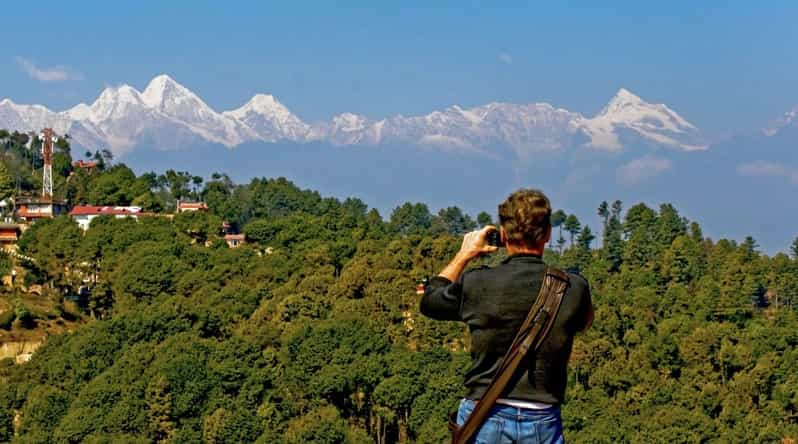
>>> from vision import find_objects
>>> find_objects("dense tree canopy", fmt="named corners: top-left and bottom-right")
top-left (0, 130), bottom-right (797, 442)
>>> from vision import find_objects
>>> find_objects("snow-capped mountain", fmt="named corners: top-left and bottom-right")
top-left (141, 75), bottom-right (255, 146)
top-left (223, 94), bottom-right (311, 142)
top-left (377, 102), bottom-right (583, 157)
top-left (316, 102), bottom-right (584, 157)
top-left (0, 99), bottom-right (106, 150)
top-left (313, 90), bottom-right (704, 156)
top-left (577, 88), bottom-right (706, 151)
top-left (0, 74), bottom-right (706, 157)
top-left (65, 84), bottom-right (183, 153)
top-left (319, 113), bottom-right (382, 146)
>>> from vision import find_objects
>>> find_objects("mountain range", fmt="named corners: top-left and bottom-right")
top-left (1, 75), bottom-right (796, 254)
top-left (0, 74), bottom-right (707, 157)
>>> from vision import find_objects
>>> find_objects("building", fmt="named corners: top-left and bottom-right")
top-left (224, 234), bottom-right (245, 248)
top-left (71, 160), bottom-right (99, 170)
top-left (69, 206), bottom-right (150, 231)
top-left (0, 224), bottom-right (22, 251)
top-left (177, 201), bottom-right (208, 213)
top-left (15, 197), bottom-right (68, 222)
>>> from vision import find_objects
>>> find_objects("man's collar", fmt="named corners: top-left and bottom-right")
top-left (502, 252), bottom-right (544, 264)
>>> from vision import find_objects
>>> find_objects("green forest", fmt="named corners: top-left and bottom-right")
top-left (0, 130), bottom-right (797, 443)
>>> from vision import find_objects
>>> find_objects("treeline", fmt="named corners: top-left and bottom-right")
top-left (0, 134), bottom-right (797, 442)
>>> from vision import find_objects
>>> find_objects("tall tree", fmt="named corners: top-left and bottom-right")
top-left (577, 225), bottom-right (595, 251)
top-left (161, 169), bottom-right (193, 204)
top-left (604, 216), bottom-right (624, 271)
top-left (611, 200), bottom-right (623, 219)
top-left (597, 201), bottom-right (609, 246)
top-left (740, 236), bottom-right (759, 262)
top-left (791, 236), bottom-right (798, 259)
top-left (656, 203), bottom-right (687, 248)
top-left (556, 235), bottom-right (567, 255)
top-left (146, 374), bottom-right (176, 442)
top-left (689, 221), bottom-right (704, 243)
top-left (563, 214), bottom-right (581, 248)
top-left (476, 211), bottom-right (493, 227)
top-left (390, 203), bottom-right (432, 235)
top-left (623, 203), bottom-right (658, 269)
top-left (552, 210), bottom-right (567, 234)
top-left (202, 173), bottom-right (240, 223)
top-left (191, 175), bottom-right (204, 200)
top-left (576, 225), bottom-right (596, 268)
top-left (431, 206), bottom-right (476, 236)
top-left (551, 209), bottom-right (567, 254)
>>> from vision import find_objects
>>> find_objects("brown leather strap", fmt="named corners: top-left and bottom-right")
top-left (451, 267), bottom-right (570, 444)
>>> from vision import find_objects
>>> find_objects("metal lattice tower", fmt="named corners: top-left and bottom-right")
top-left (40, 128), bottom-right (54, 199)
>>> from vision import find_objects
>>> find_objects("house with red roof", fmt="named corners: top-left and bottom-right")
top-left (15, 197), bottom-right (68, 222)
top-left (0, 223), bottom-right (22, 252)
top-left (71, 160), bottom-right (99, 170)
top-left (177, 201), bottom-right (208, 213)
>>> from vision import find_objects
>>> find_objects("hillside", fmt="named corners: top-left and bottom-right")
top-left (0, 131), bottom-right (797, 442)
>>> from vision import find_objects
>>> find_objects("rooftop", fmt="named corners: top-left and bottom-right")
top-left (72, 160), bottom-right (99, 169)
top-left (178, 202), bottom-right (208, 209)
top-left (69, 206), bottom-right (143, 216)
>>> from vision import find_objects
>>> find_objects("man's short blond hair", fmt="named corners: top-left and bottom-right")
top-left (498, 188), bottom-right (552, 247)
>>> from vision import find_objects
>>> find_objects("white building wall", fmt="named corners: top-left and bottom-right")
top-left (75, 215), bottom-right (94, 231)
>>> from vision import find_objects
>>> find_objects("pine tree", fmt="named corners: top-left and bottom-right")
top-left (476, 211), bottom-right (493, 227)
top-left (741, 236), bottom-right (759, 262)
top-left (577, 225), bottom-right (595, 251)
top-left (576, 225), bottom-right (595, 268)
top-left (556, 235), bottom-right (567, 255)
top-left (604, 216), bottom-right (624, 271)
top-left (597, 201), bottom-right (609, 246)
top-left (791, 237), bottom-right (798, 259)
top-left (623, 204), bottom-right (658, 269)
top-left (564, 214), bottom-right (581, 248)
top-left (432, 206), bottom-right (476, 235)
top-left (611, 200), bottom-right (623, 220)
top-left (146, 375), bottom-right (176, 442)
top-left (656, 203), bottom-right (687, 247)
top-left (551, 209), bottom-right (567, 230)
top-left (551, 210), bottom-right (567, 252)
top-left (597, 200), bottom-right (624, 270)
top-left (689, 221), bottom-right (704, 243)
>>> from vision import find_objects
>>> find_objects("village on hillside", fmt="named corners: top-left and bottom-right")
top-left (0, 128), bottom-right (246, 363)
top-left (4, 128), bottom-right (244, 242)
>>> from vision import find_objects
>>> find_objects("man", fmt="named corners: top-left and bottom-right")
top-left (420, 189), bottom-right (593, 443)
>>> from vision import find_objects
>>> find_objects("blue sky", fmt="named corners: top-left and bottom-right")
top-left (3, 1), bottom-right (797, 138)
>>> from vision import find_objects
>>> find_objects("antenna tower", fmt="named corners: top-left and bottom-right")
top-left (40, 128), bottom-right (54, 200)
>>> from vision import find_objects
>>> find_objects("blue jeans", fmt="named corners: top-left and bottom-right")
top-left (456, 398), bottom-right (565, 444)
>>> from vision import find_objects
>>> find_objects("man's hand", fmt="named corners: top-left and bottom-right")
top-left (437, 226), bottom-right (500, 282)
top-left (457, 226), bottom-right (500, 261)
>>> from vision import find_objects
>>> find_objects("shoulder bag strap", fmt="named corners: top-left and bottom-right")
top-left (450, 266), bottom-right (570, 444)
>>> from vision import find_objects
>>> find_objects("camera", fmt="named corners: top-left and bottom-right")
top-left (486, 229), bottom-right (504, 247)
